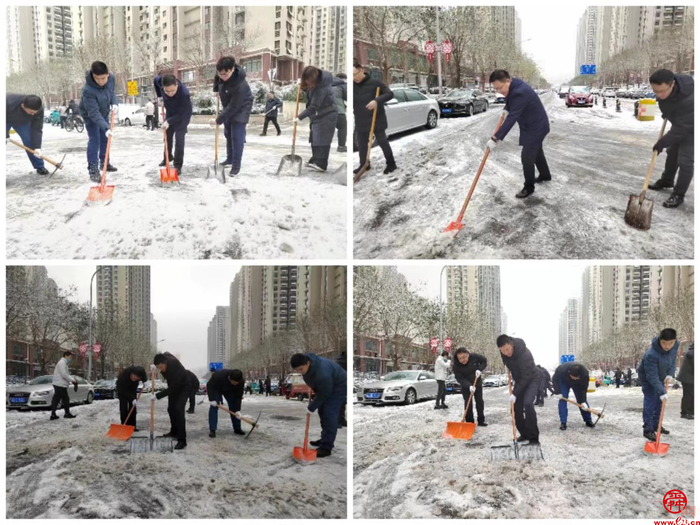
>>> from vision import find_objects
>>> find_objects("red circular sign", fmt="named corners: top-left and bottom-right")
top-left (444, 338), bottom-right (453, 349)
top-left (430, 337), bottom-right (439, 348)
top-left (663, 490), bottom-right (687, 514)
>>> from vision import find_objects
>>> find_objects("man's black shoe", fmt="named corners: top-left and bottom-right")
top-left (50, 414), bottom-right (59, 420)
top-left (560, 423), bottom-right (567, 430)
top-left (681, 413), bottom-right (694, 420)
top-left (353, 165), bottom-right (369, 175)
top-left (209, 430), bottom-right (216, 438)
top-left (383, 163), bottom-right (397, 174)
top-left (186, 409), bottom-right (194, 414)
top-left (441, 404), bottom-right (449, 410)
top-left (230, 167), bottom-right (240, 176)
top-left (648, 179), bottom-right (674, 191)
top-left (477, 422), bottom-right (488, 427)
top-left (516, 435), bottom-right (529, 442)
top-left (535, 176), bottom-right (551, 183)
top-left (660, 426), bottom-right (670, 435)
top-left (316, 448), bottom-right (332, 458)
top-left (309, 439), bottom-right (322, 447)
top-left (174, 441), bottom-right (187, 450)
top-left (528, 438), bottom-right (540, 445)
top-left (643, 430), bottom-right (657, 441)
top-left (159, 160), bottom-right (169, 167)
top-left (516, 186), bottom-right (535, 199)
top-left (160, 432), bottom-right (176, 438)
top-left (663, 194), bottom-right (684, 208)
top-left (337, 146), bottom-right (347, 152)
top-left (36, 167), bottom-right (50, 176)
top-left (234, 429), bottom-right (246, 436)
top-left (585, 421), bottom-right (595, 428)
top-left (64, 414), bottom-right (76, 419)
top-left (106, 163), bottom-right (118, 172)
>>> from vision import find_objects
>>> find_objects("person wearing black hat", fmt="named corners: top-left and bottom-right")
top-left (153, 352), bottom-right (190, 450)
top-left (452, 347), bottom-right (488, 425)
top-left (552, 362), bottom-right (593, 430)
top-left (116, 365), bottom-right (148, 429)
top-left (206, 368), bottom-right (245, 438)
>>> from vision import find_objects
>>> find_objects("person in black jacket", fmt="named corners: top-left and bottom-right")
top-left (353, 63), bottom-right (396, 175)
top-left (647, 69), bottom-right (694, 208)
top-left (153, 352), bottom-right (190, 450)
top-left (296, 66), bottom-right (340, 172)
top-left (497, 334), bottom-right (540, 443)
top-left (207, 368), bottom-right (245, 438)
top-left (211, 56), bottom-right (253, 176)
top-left (534, 365), bottom-right (550, 406)
top-left (489, 70), bottom-right (551, 199)
top-left (154, 74), bottom-right (193, 174)
top-left (677, 343), bottom-right (694, 420)
top-left (552, 362), bottom-right (593, 430)
top-left (265, 375), bottom-right (272, 396)
top-left (260, 92), bottom-right (283, 136)
top-left (116, 366), bottom-right (147, 429)
top-left (6, 93), bottom-right (48, 175)
top-left (614, 367), bottom-right (623, 388)
top-left (452, 347), bottom-right (488, 426)
top-left (185, 369), bottom-right (199, 414)
top-left (337, 351), bottom-right (347, 427)
top-left (334, 73), bottom-right (347, 152)
top-left (625, 367), bottom-right (632, 388)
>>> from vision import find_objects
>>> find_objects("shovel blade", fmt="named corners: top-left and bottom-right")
top-left (129, 437), bottom-right (151, 454)
top-left (518, 443), bottom-right (545, 461)
top-left (624, 194), bottom-right (654, 230)
top-left (293, 446), bottom-right (317, 464)
top-left (106, 423), bottom-right (135, 441)
top-left (442, 422), bottom-right (476, 440)
top-left (153, 437), bottom-right (174, 453)
top-left (490, 444), bottom-right (517, 461)
top-left (277, 155), bottom-right (303, 176)
top-left (87, 185), bottom-right (115, 205)
top-left (160, 167), bottom-right (179, 184)
top-left (443, 221), bottom-right (464, 233)
top-left (644, 441), bottom-right (670, 457)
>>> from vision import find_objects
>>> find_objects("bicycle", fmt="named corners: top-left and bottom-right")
top-left (65, 114), bottom-right (84, 133)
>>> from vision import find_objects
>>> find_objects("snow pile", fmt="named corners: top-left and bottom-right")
top-left (354, 386), bottom-right (693, 518)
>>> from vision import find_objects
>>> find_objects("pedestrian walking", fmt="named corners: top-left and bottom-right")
top-left (50, 351), bottom-right (78, 420)
top-left (552, 362), bottom-right (594, 430)
top-left (260, 92), bottom-right (282, 136)
top-left (145, 99), bottom-right (156, 130)
top-left (6, 93), bottom-right (48, 175)
top-left (434, 350), bottom-right (452, 410)
top-left (534, 365), bottom-right (549, 406)
top-left (207, 369), bottom-right (245, 438)
top-left (334, 72), bottom-right (348, 152)
top-left (154, 74), bottom-right (193, 175)
top-left (59, 102), bottom-right (69, 129)
top-left (614, 367), bottom-right (623, 388)
top-left (153, 352), bottom-right (190, 450)
top-left (677, 343), bottom-right (694, 420)
top-left (116, 365), bottom-right (147, 429)
top-left (265, 375), bottom-right (272, 397)
top-left (626, 367), bottom-right (632, 387)
top-left (185, 369), bottom-right (199, 414)
top-left (452, 348), bottom-right (488, 425)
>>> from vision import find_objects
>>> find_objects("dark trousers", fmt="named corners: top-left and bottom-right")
top-left (462, 379), bottom-right (485, 424)
top-left (682, 382), bottom-right (694, 416)
top-left (188, 391), bottom-right (196, 412)
top-left (339, 402), bottom-right (347, 426)
top-left (660, 140), bottom-right (694, 196)
top-left (535, 380), bottom-right (546, 405)
top-left (50, 385), bottom-right (71, 415)
top-left (84, 117), bottom-right (108, 167)
top-left (224, 122), bottom-right (247, 171)
top-left (163, 126), bottom-right (186, 169)
top-left (119, 396), bottom-right (137, 426)
top-left (336, 114), bottom-right (347, 148)
top-left (521, 143), bottom-right (551, 189)
top-left (146, 115), bottom-right (155, 131)
top-left (262, 116), bottom-right (280, 134)
top-left (642, 385), bottom-right (662, 433)
top-left (59, 116), bottom-right (67, 129)
top-left (357, 128), bottom-right (395, 168)
top-left (558, 381), bottom-right (591, 424)
top-left (310, 145), bottom-right (331, 170)
top-left (436, 380), bottom-right (446, 407)
top-left (514, 381), bottom-right (539, 440)
top-left (318, 395), bottom-right (345, 450)
top-left (167, 390), bottom-right (189, 443)
top-left (615, 378), bottom-right (621, 388)
top-left (208, 392), bottom-right (242, 432)
top-left (6, 123), bottom-right (45, 169)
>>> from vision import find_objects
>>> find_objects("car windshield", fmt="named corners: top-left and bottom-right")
top-left (383, 371), bottom-right (419, 381)
top-left (29, 376), bottom-right (54, 385)
top-left (570, 86), bottom-right (589, 94)
top-left (445, 90), bottom-right (472, 99)
top-left (95, 380), bottom-right (113, 386)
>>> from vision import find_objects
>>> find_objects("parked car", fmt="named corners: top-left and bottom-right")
top-left (590, 88), bottom-right (600, 95)
top-left (384, 88), bottom-right (440, 136)
top-left (445, 374), bottom-right (462, 395)
top-left (388, 83), bottom-right (421, 91)
top-left (615, 87), bottom-right (629, 98)
top-left (438, 88), bottom-right (489, 117)
top-left (566, 86), bottom-right (593, 107)
top-left (603, 87), bottom-right (617, 98)
top-left (7, 375), bottom-right (94, 409)
top-left (197, 380), bottom-right (207, 395)
top-left (122, 107), bottom-right (148, 127)
top-left (493, 95), bottom-right (506, 104)
top-left (558, 85), bottom-right (570, 99)
top-left (357, 370), bottom-right (437, 406)
top-left (482, 375), bottom-right (502, 388)
top-left (93, 379), bottom-right (116, 400)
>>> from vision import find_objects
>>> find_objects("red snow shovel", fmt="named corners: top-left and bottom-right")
top-left (87, 109), bottom-right (117, 204)
top-left (353, 87), bottom-right (381, 183)
top-left (644, 378), bottom-right (670, 457)
top-left (106, 390), bottom-right (144, 440)
top-left (159, 105), bottom-right (180, 185)
top-left (443, 112), bottom-right (507, 234)
top-left (443, 375), bottom-right (479, 440)
top-left (293, 398), bottom-right (317, 464)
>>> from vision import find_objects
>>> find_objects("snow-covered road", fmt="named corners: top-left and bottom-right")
top-left (6, 394), bottom-right (347, 519)
top-left (353, 93), bottom-right (693, 259)
top-left (6, 122), bottom-right (347, 259)
top-left (353, 385), bottom-right (693, 519)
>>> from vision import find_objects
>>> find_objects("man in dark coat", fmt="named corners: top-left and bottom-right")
top-left (153, 352), bottom-right (190, 450)
top-left (206, 368), bottom-right (245, 438)
top-left (534, 364), bottom-right (550, 406)
top-left (154, 74), bottom-right (193, 174)
top-left (291, 353), bottom-right (347, 458)
top-left (647, 69), bottom-right (694, 208)
top-left (625, 368), bottom-right (632, 387)
top-left (260, 92), bottom-right (283, 136)
top-left (6, 93), bottom-right (48, 175)
top-left (614, 367), bottom-right (623, 388)
top-left (297, 66), bottom-right (340, 172)
top-left (489, 70), bottom-right (551, 199)
top-left (116, 365), bottom-right (147, 428)
top-left (452, 347), bottom-right (488, 426)
top-left (334, 72), bottom-right (347, 152)
top-left (79, 61), bottom-right (119, 182)
top-left (212, 56), bottom-right (253, 176)
top-left (677, 343), bottom-right (693, 420)
top-left (264, 375), bottom-right (272, 396)
top-left (497, 334), bottom-right (540, 443)
top-left (185, 369), bottom-right (199, 414)
top-left (552, 362), bottom-right (593, 430)
top-left (337, 351), bottom-right (347, 427)
top-left (353, 63), bottom-right (397, 175)
top-left (638, 328), bottom-right (679, 441)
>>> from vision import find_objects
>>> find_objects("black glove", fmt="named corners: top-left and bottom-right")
top-left (73, 383), bottom-right (78, 392)
top-left (653, 137), bottom-right (667, 154)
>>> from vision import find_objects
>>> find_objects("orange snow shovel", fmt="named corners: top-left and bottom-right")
top-left (87, 109), bottom-right (117, 204)
top-left (159, 104), bottom-right (180, 185)
top-left (105, 390), bottom-right (144, 440)
top-left (353, 87), bottom-right (381, 183)
top-left (293, 398), bottom-right (317, 464)
top-left (443, 111), bottom-right (507, 234)
top-left (624, 118), bottom-right (667, 230)
top-left (443, 375), bottom-right (480, 440)
top-left (644, 377), bottom-right (670, 457)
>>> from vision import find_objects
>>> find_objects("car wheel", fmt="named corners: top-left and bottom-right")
top-left (425, 110), bottom-right (438, 129)
top-left (404, 388), bottom-right (417, 405)
top-left (297, 394), bottom-right (305, 401)
top-left (125, 118), bottom-right (131, 126)
top-left (483, 102), bottom-right (489, 113)
top-left (467, 105), bottom-right (474, 117)
top-left (86, 391), bottom-right (94, 404)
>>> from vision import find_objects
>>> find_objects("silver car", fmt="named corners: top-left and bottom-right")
top-left (7, 375), bottom-right (95, 410)
top-left (357, 370), bottom-right (438, 406)
top-left (385, 88), bottom-right (440, 137)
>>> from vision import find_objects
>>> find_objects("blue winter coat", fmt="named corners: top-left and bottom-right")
top-left (153, 76), bottom-right (193, 130)
top-left (638, 337), bottom-right (679, 396)
top-left (494, 78), bottom-right (550, 147)
top-left (264, 97), bottom-right (283, 119)
top-left (6, 93), bottom-right (44, 148)
top-left (79, 71), bottom-right (118, 131)
top-left (214, 65), bottom-right (253, 125)
top-left (301, 353), bottom-right (347, 412)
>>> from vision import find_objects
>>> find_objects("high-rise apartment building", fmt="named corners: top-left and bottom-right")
top-left (445, 266), bottom-right (501, 335)
top-left (311, 6), bottom-right (346, 74)
top-left (96, 266), bottom-right (151, 344)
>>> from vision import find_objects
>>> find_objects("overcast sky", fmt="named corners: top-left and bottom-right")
top-left (396, 264), bottom-right (587, 368)
top-left (46, 265), bottom-right (241, 374)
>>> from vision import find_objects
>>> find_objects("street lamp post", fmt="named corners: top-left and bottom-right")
top-left (438, 265), bottom-right (448, 353)
top-left (435, 7), bottom-right (443, 97)
top-left (87, 267), bottom-right (107, 383)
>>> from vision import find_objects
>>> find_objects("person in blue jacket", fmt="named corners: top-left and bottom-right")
top-left (6, 93), bottom-right (48, 175)
top-left (154, 74), bottom-right (193, 174)
top-left (291, 352), bottom-right (347, 458)
top-left (638, 328), bottom-right (679, 441)
top-left (260, 92), bottom-right (283, 136)
top-left (488, 69), bottom-right (552, 199)
top-left (79, 61), bottom-right (119, 182)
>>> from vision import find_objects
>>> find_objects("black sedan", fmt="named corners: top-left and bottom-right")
top-left (445, 374), bottom-right (462, 395)
top-left (93, 379), bottom-right (117, 400)
top-left (438, 89), bottom-right (489, 117)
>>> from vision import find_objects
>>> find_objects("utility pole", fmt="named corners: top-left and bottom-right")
top-left (436, 7), bottom-right (443, 96)
top-left (87, 267), bottom-right (107, 383)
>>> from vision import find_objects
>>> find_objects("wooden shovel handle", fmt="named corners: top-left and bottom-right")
top-left (561, 396), bottom-right (604, 418)
top-left (8, 139), bottom-right (62, 167)
top-left (654, 378), bottom-right (669, 448)
top-left (215, 403), bottom-right (259, 427)
top-left (214, 93), bottom-right (220, 163)
top-left (123, 388), bottom-right (145, 426)
top-left (291, 83), bottom-right (302, 154)
top-left (150, 368), bottom-right (156, 436)
top-left (364, 87), bottom-right (381, 168)
top-left (639, 118), bottom-right (668, 201)
top-left (507, 370), bottom-right (517, 442)
top-left (460, 375), bottom-right (480, 423)
top-left (100, 110), bottom-right (116, 191)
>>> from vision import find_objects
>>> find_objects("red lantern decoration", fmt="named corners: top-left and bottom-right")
top-left (442, 39), bottom-right (453, 62)
top-left (79, 342), bottom-right (88, 356)
top-left (93, 342), bottom-right (102, 355)
top-left (425, 40), bottom-right (436, 62)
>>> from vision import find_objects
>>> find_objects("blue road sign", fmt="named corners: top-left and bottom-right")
top-left (580, 64), bottom-right (597, 75)
top-left (560, 354), bottom-right (575, 364)
top-left (209, 362), bottom-right (223, 371)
